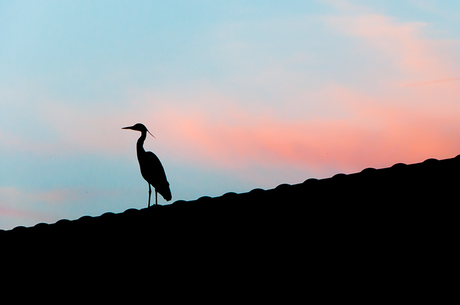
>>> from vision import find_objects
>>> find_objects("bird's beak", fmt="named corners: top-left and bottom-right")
top-left (122, 125), bottom-right (156, 138)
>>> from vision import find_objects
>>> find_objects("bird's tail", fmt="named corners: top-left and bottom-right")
top-left (158, 185), bottom-right (172, 201)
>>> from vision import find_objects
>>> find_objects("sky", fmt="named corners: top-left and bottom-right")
top-left (1, 0), bottom-right (460, 229)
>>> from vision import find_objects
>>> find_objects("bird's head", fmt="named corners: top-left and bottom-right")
top-left (122, 123), bottom-right (155, 138)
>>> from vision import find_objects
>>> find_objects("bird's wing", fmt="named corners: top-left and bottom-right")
top-left (142, 151), bottom-right (168, 184)
top-left (141, 151), bottom-right (172, 201)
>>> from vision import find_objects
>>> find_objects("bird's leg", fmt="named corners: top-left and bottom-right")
top-left (148, 184), bottom-right (152, 208)
top-left (155, 190), bottom-right (158, 205)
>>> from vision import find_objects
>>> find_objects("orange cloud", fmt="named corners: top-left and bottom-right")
top-left (148, 82), bottom-right (460, 175)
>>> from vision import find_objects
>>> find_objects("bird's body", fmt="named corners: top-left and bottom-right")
top-left (123, 123), bottom-right (171, 207)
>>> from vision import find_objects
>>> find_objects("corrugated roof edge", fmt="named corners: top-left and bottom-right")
top-left (2, 154), bottom-right (460, 234)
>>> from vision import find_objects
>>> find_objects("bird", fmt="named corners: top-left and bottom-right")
top-left (122, 123), bottom-right (172, 207)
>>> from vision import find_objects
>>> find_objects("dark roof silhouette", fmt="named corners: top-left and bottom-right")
top-left (2, 154), bottom-right (458, 241)
top-left (2, 155), bottom-right (457, 295)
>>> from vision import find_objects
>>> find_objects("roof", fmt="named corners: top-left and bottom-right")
top-left (2, 154), bottom-right (459, 241)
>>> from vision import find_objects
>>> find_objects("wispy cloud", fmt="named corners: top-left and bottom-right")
top-left (403, 77), bottom-right (460, 87)
top-left (0, 186), bottom-right (57, 229)
top-left (144, 81), bottom-right (460, 175)
top-left (113, 4), bottom-right (460, 179)
top-left (127, 4), bottom-right (460, 175)
top-left (323, 1), bottom-right (460, 86)
top-left (327, 15), bottom-right (449, 78)
top-left (0, 185), bottom-right (135, 229)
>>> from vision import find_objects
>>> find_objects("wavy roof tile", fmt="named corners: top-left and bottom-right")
top-left (2, 154), bottom-right (459, 240)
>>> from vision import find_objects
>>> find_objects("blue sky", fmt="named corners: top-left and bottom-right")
top-left (1, 0), bottom-right (460, 229)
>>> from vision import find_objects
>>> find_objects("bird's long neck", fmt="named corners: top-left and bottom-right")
top-left (136, 131), bottom-right (147, 159)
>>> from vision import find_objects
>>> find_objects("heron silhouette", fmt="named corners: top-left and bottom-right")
top-left (123, 123), bottom-right (172, 207)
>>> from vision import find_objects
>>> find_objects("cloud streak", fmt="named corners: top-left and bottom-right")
top-left (403, 77), bottom-right (460, 87)
top-left (30, 6), bottom-right (458, 178)
top-left (324, 3), bottom-right (460, 86)
top-left (0, 186), bottom-right (136, 229)
top-left (0, 2), bottom-right (457, 183)
top-left (146, 82), bottom-right (460, 176)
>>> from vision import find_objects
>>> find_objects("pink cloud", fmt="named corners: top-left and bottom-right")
top-left (403, 77), bottom-right (460, 87)
top-left (147, 82), bottom-right (460, 175)
top-left (325, 12), bottom-right (460, 83)
top-left (0, 205), bottom-right (40, 230)
top-left (29, 72), bottom-right (456, 179)
top-left (5, 3), bottom-right (457, 181)
top-left (0, 187), bottom-right (58, 229)
top-left (0, 186), bottom-right (82, 206)
top-left (121, 11), bottom-right (460, 175)
top-left (0, 186), bottom-right (127, 229)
